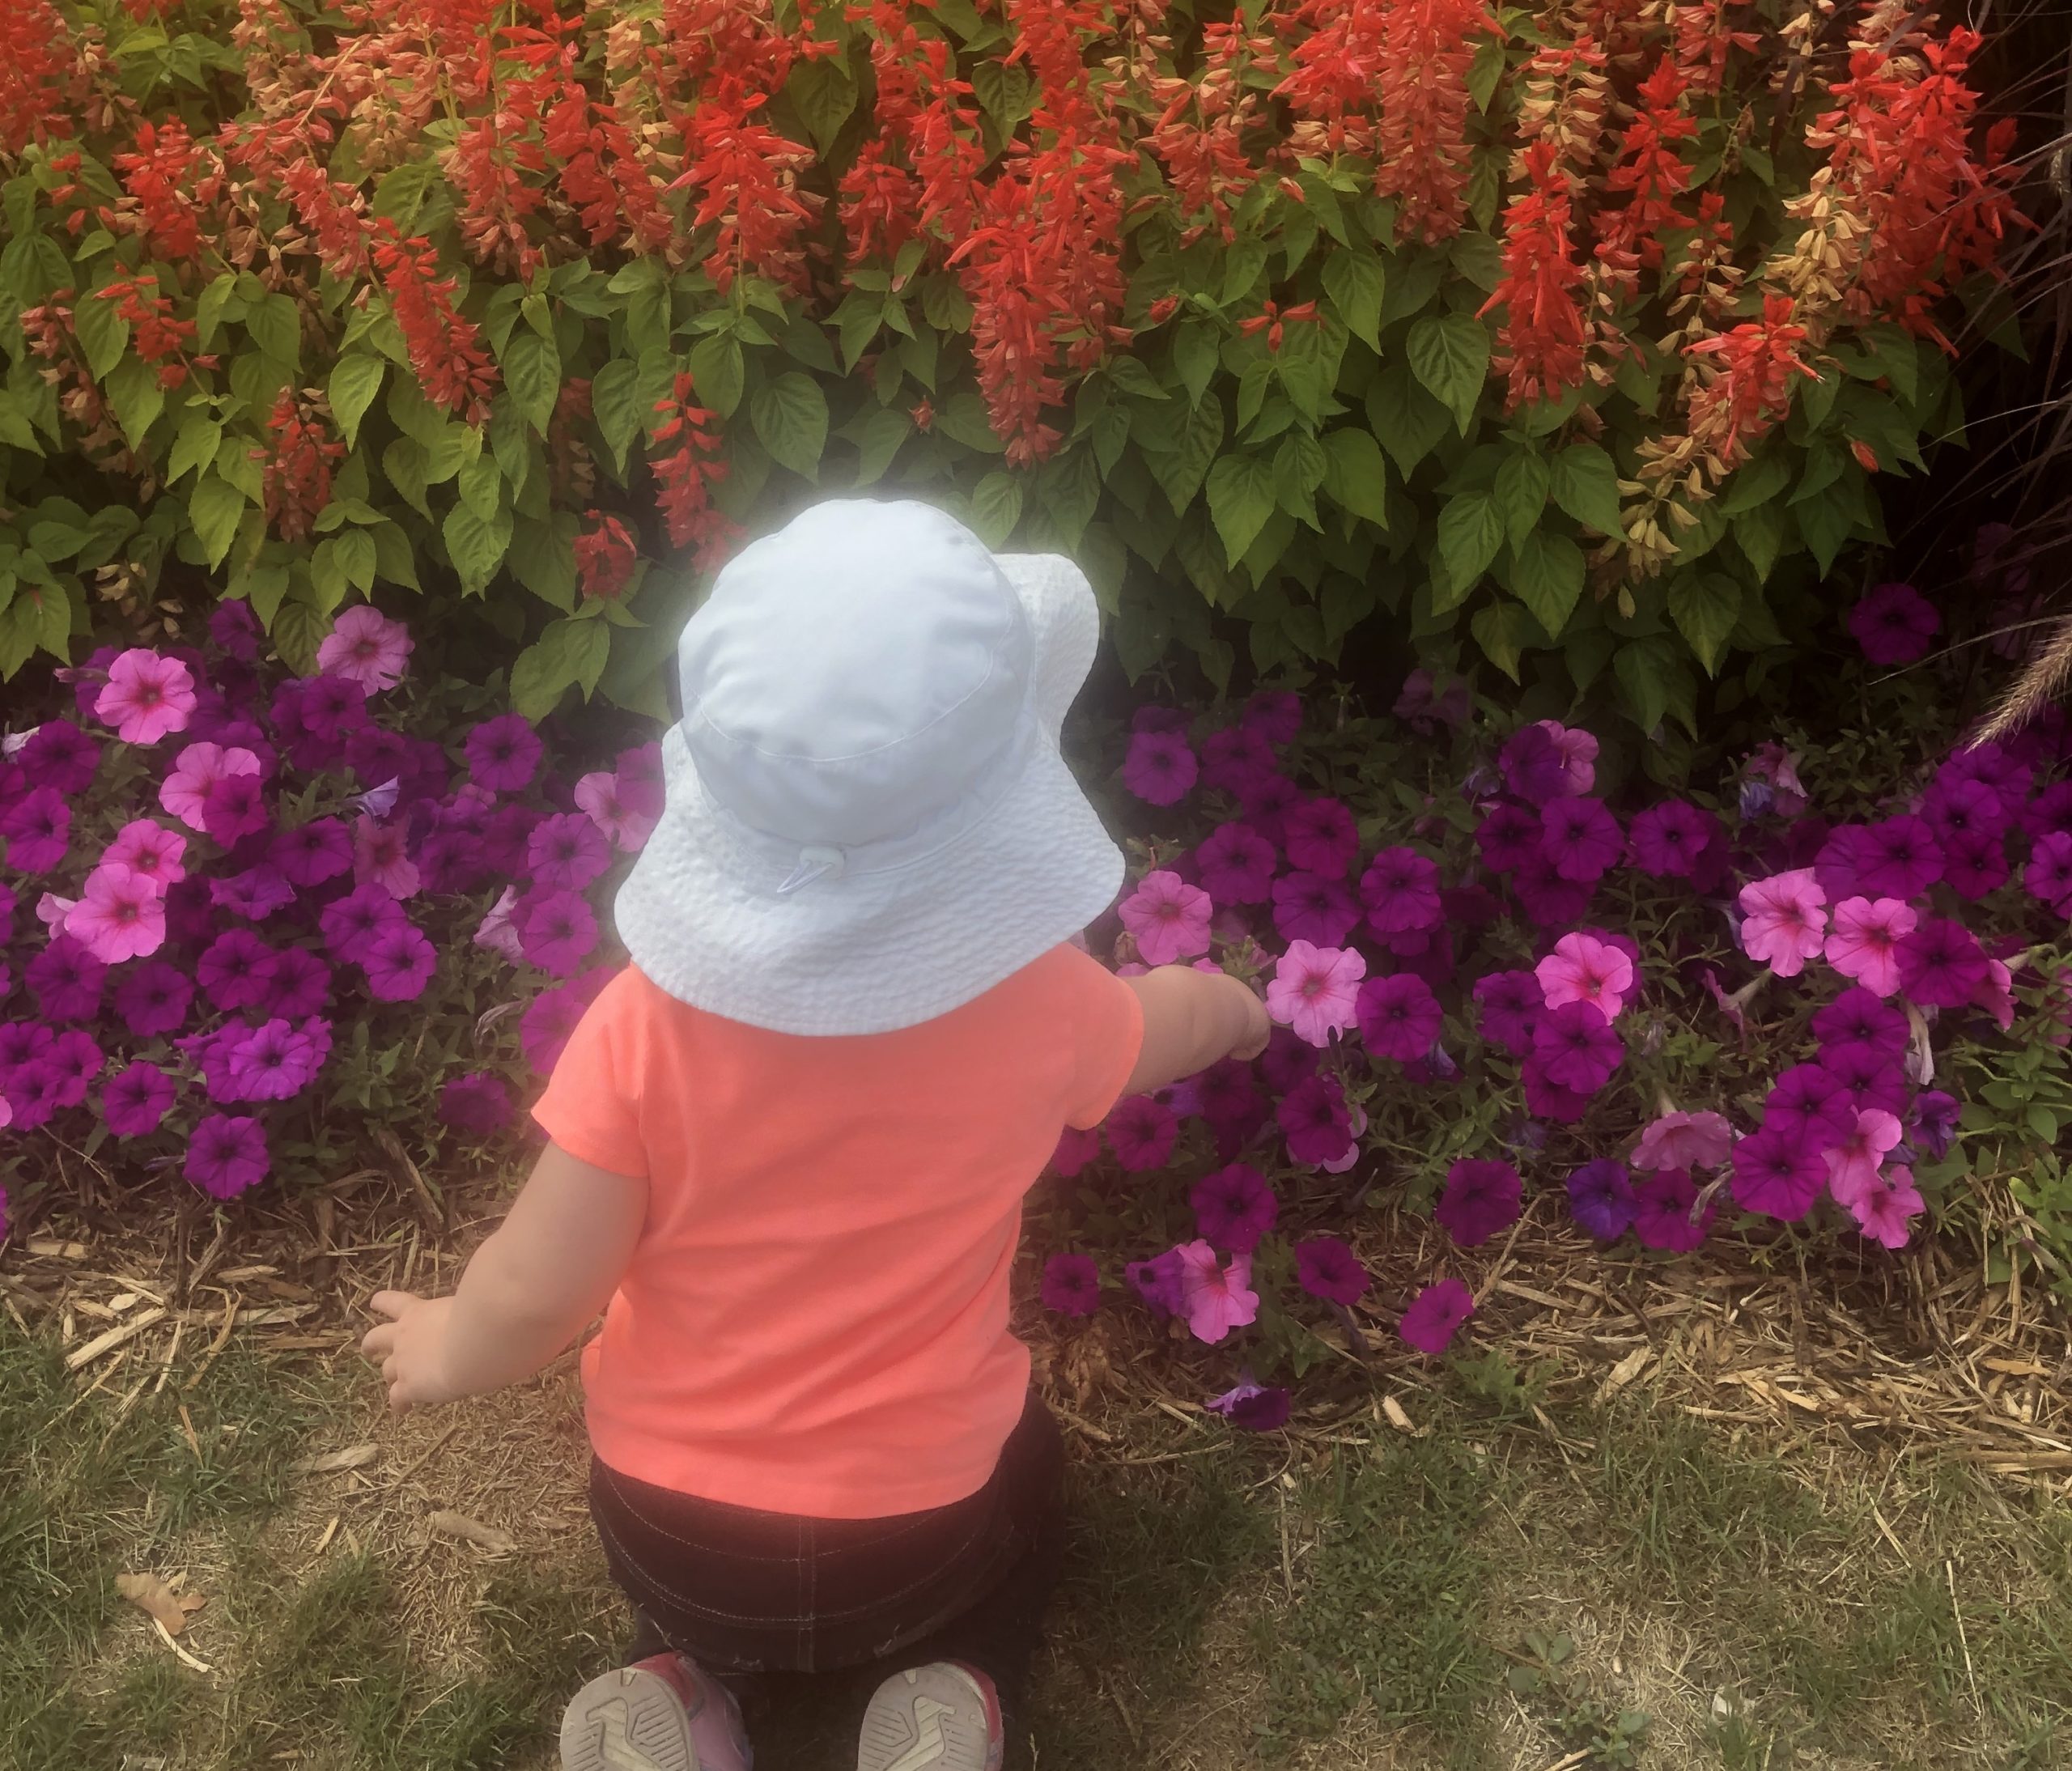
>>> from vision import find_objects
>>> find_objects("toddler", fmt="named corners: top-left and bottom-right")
top-left (361, 499), bottom-right (1267, 1771)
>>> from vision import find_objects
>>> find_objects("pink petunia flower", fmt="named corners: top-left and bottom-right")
top-left (1849, 1162), bottom-right (1924, 1249)
top-left (64, 864), bottom-right (167, 964)
top-left (1824, 896), bottom-right (1917, 997)
top-left (575, 768), bottom-right (661, 853)
top-left (1824, 1107), bottom-right (1904, 1209)
top-left (1631, 1109), bottom-right (1734, 1173)
top-left (1737, 869), bottom-right (1828, 977)
top-left (473, 886), bottom-right (526, 963)
top-left (316, 605), bottom-right (414, 692)
top-left (1266, 941), bottom-right (1366, 1047)
top-left (160, 742), bottom-right (261, 832)
top-left (1119, 869), bottom-right (1214, 967)
top-left (104, 819), bottom-right (188, 890)
top-left (1535, 931), bottom-right (1635, 1022)
top-left (95, 648), bottom-right (197, 745)
top-left (1173, 1239), bottom-right (1259, 1344)
top-left (354, 816), bottom-right (421, 899)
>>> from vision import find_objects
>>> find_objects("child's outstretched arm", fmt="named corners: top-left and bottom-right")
top-left (359, 1141), bottom-right (645, 1411)
top-left (1119, 966), bottom-right (1272, 1097)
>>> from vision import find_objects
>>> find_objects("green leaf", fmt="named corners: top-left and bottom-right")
top-left (1320, 250), bottom-right (1385, 352)
top-left (509, 512), bottom-right (579, 610)
top-left (1365, 363), bottom-right (1450, 478)
top-left (1172, 323), bottom-right (1221, 407)
top-left (501, 328), bottom-right (562, 435)
top-left (1718, 449), bottom-right (1790, 516)
top-left (444, 500), bottom-right (514, 592)
top-left (232, 562), bottom-right (291, 628)
top-left (1734, 499), bottom-right (1785, 583)
top-left (272, 600), bottom-right (327, 676)
top-left (1319, 427), bottom-right (1388, 527)
top-left (1493, 448), bottom-right (1549, 547)
top-left (749, 372), bottom-right (829, 480)
top-left (247, 292), bottom-right (302, 368)
top-left (509, 617), bottom-right (610, 719)
top-left (369, 520), bottom-right (420, 592)
top-left (968, 471), bottom-right (1023, 547)
top-left (167, 414), bottom-right (223, 485)
top-left (1509, 529), bottom-right (1584, 638)
top-left (1405, 312), bottom-right (1489, 435)
top-left (372, 159), bottom-right (439, 228)
top-left (1471, 601), bottom-right (1539, 682)
top-left (74, 289), bottom-right (130, 380)
top-left (1548, 442), bottom-right (1624, 537)
top-left (1466, 36), bottom-right (1507, 110)
top-left (308, 538), bottom-right (350, 615)
top-left (382, 437), bottom-right (431, 516)
top-left (104, 359), bottom-right (164, 449)
top-left (1613, 636), bottom-right (1695, 737)
top-left (1272, 431), bottom-right (1326, 528)
top-left (188, 473), bottom-right (247, 570)
top-left (934, 391), bottom-right (1004, 453)
top-left (1667, 571), bottom-right (1741, 675)
top-left (1435, 491), bottom-right (1504, 601)
top-left (457, 455), bottom-right (503, 522)
top-left (787, 57), bottom-right (857, 153)
top-left (1146, 397), bottom-right (1225, 515)
top-left (1794, 484), bottom-right (1856, 576)
top-left (329, 354), bottom-right (388, 450)
top-left (852, 405), bottom-right (911, 486)
top-left (333, 527), bottom-right (378, 593)
top-left (590, 358), bottom-right (643, 469)
top-left (689, 333), bottom-right (745, 418)
top-left (1206, 452), bottom-right (1277, 567)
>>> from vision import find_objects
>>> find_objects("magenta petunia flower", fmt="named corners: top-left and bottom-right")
top-left (1849, 1162), bottom-right (1924, 1249)
top-left (1824, 896), bottom-right (1917, 997)
top-left (2024, 781), bottom-right (2072, 843)
top-left (212, 864), bottom-right (297, 922)
top-left (1531, 1000), bottom-right (1623, 1094)
top-left (103, 1060), bottom-right (174, 1137)
top-left (1270, 870), bottom-right (1359, 947)
top-left (439, 1072), bottom-right (513, 1138)
top-left (185, 1113), bottom-right (270, 1200)
top-left (1399, 1278), bottom-right (1475, 1354)
top-left (44, 1030), bottom-right (103, 1107)
top-left (1106, 1094), bottom-right (1178, 1171)
top-left (1737, 869), bottom-right (1828, 976)
top-left (1278, 1072), bottom-right (1353, 1166)
top-left (1437, 1158), bottom-right (1522, 1246)
top-left (66, 864), bottom-right (166, 965)
top-left (527, 812), bottom-right (612, 894)
top-left (96, 648), bottom-right (197, 745)
top-left (21, 719), bottom-right (101, 795)
top-left (1526, 1060), bottom-right (1587, 1117)
top-left (1122, 728), bottom-right (1198, 806)
top-left (1926, 776), bottom-right (2010, 850)
top-left (1283, 797), bottom-right (1359, 877)
top-left (516, 887), bottom-right (601, 977)
top-left (1501, 722), bottom-right (1572, 804)
top-left (1195, 822), bottom-right (1276, 903)
top-left (2023, 831), bottom-right (2072, 917)
top-left (1359, 846), bottom-right (1441, 937)
top-left (1539, 797), bottom-right (1623, 883)
top-left (1120, 870), bottom-right (1213, 966)
top-left (1267, 941), bottom-right (1365, 1047)
top-left (210, 598), bottom-right (262, 660)
top-left (466, 714), bottom-right (542, 793)
top-left (1848, 582), bottom-right (1940, 665)
top-left (354, 816), bottom-right (421, 899)
top-left (1730, 1127), bottom-right (1826, 1220)
top-left (28, 936), bottom-right (106, 1022)
top-left (1393, 667), bottom-right (1470, 732)
top-left (316, 605), bottom-right (413, 692)
top-left (113, 960), bottom-right (193, 1037)
top-left (1049, 1126), bottom-right (1102, 1177)
top-left (1853, 816), bottom-right (1942, 901)
top-left (1475, 802), bottom-right (1543, 873)
top-left (1355, 972), bottom-right (1441, 1062)
top-left (1535, 931), bottom-right (1634, 1023)
top-left (1174, 1239), bottom-right (1258, 1344)
top-left (1191, 1162), bottom-right (1277, 1252)
top-left (270, 817), bottom-right (355, 888)
top-left (1472, 970), bottom-right (1544, 1055)
top-left (1199, 725), bottom-right (1276, 795)
top-left (1243, 690), bottom-right (1303, 745)
top-left (1566, 1157), bottom-right (1637, 1240)
top-left (1627, 799), bottom-right (1722, 879)
top-left (1235, 768), bottom-right (1302, 839)
top-left (2, 787), bottom-right (71, 872)
top-left (1509, 849), bottom-right (1594, 926)
top-left (1541, 721), bottom-right (1599, 795)
top-left (1911, 1090), bottom-right (1960, 1160)
top-left (1631, 1110), bottom-right (1733, 1174)
top-left (1896, 916), bottom-right (1992, 1008)
top-left (104, 818), bottom-right (188, 890)
top-left (159, 741), bottom-right (260, 832)
top-left (1941, 827), bottom-right (2008, 901)
top-left (362, 921), bottom-right (438, 1002)
top-left (1762, 1063), bottom-right (1855, 1149)
top-left (321, 883), bottom-right (405, 963)
top-left (1632, 1167), bottom-right (1714, 1251)
top-left (473, 886), bottom-right (526, 964)
top-left (198, 930), bottom-right (278, 1012)
top-left (1294, 1234), bottom-right (1368, 1305)
top-left (260, 948), bottom-right (333, 1021)
top-left (1207, 1381), bottom-right (1293, 1432)
top-left (1812, 986), bottom-right (1908, 1056)
top-left (1823, 1107), bottom-right (1904, 1210)
top-left (6, 1060), bottom-right (66, 1128)
top-left (575, 769), bottom-right (660, 853)
top-left (1822, 1039), bottom-right (1909, 1117)
top-left (520, 984), bottom-right (586, 1072)
top-left (199, 770), bottom-right (269, 845)
top-left (227, 1018), bottom-right (324, 1101)
top-left (1040, 1252), bottom-right (1102, 1318)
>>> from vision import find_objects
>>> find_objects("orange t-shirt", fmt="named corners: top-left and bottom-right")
top-left (531, 945), bottom-right (1143, 1519)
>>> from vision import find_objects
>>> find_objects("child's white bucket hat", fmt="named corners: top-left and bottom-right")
top-left (614, 498), bottom-right (1123, 1034)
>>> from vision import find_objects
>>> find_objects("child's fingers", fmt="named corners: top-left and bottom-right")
top-left (360, 1322), bottom-right (397, 1360)
top-left (367, 1289), bottom-right (420, 1321)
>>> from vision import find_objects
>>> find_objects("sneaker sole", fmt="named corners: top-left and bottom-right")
top-left (856, 1664), bottom-right (1002, 1771)
top-left (559, 1666), bottom-right (703, 1771)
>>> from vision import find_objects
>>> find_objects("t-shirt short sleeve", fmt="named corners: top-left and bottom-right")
top-left (532, 971), bottom-right (651, 1179)
top-left (1055, 945), bottom-right (1145, 1130)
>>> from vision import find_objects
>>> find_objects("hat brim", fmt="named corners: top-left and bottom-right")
top-left (612, 554), bottom-right (1123, 1034)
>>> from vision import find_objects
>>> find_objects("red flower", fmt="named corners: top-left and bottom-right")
top-left (371, 224), bottom-right (500, 427)
top-left (1484, 141), bottom-right (1589, 410)
top-left (574, 511), bottom-right (639, 601)
top-left (649, 374), bottom-right (739, 569)
top-left (262, 389), bottom-right (345, 545)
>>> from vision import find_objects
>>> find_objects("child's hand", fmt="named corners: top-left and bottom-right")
top-left (1227, 978), bottom-right (1272, 1061)
top-left (360, 1291), bottom-right (462, 1412)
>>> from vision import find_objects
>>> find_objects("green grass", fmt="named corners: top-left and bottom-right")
top-left (5, 1311), bottom-right (2070, 1771)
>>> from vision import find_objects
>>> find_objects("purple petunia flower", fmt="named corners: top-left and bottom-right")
top-left (439, 1072), bottom-right (513, 1138)
top-left (1822, 1040), bottom-right (1909, 1117)
top-left (198, 930), bottom-right (278, 1012)
top-left (1567, 1157), bottom-right (1638, 1241)
top-left (321, 883), bottom-right (405, 963)
top-left (1199, 725), bottom-right (1276, 795)
top-left (1539, 797), bottom-right (1624, 884)
top-left (515, 888), bottom-right (600, 977)
top-left (1278, 1073), bottom-right (1353, 1166)
top-left (1896, 917), bottom-right (1993, 1009)
top-left (1284, 797), bottom-right (1359, 878)
top-left (1243, 690), bottom-right (1303, 746)
top-left (2, 788), bottom-right (72, 873)
top-left (1126, 1247), bottom-right (1187, 1317)
top-left (1359, 846), bottom-right (1441, 937)
top-left (1259, 1025), bottom-right (1318, 1094)
top-left (1355, 973), bottom-right (1443, 1062)
top-left (1813, 826), bottom-right (1870, 903)
top-left (1941, 828), bottom-right (2009, 900)
top-left (363, 922), bottom-right (438, 1003)
top-left (1627, 801), bottom-right (1723, 879)
top-left (1270, 870), bottom-right (1360, 947)
top-left (212, 864), bottom-right (297, 921)
top-left (1764, 1063), bottom-right (1857, 1149)
top-left (1040, 1252), bottom-right (1102, 1318)
top-left (199, 771), bottom-right (269, 844)
top-left (1854, 816), bottom-right (1943, 901)
top-left (1531, 1000), bottom-right (1624, 1094)
top-left (28, 936), bottom-right (106, 1023)
top-left (1910, 1089), bottom-right (1960, 1160)
top-left (1849, 582), bottom-right (1940, 665)
top-left (2025, 830), bottom-right (2072, 917)
top-left (2023, 783), bottom-right (2072, 844)
top-left (1475, 802), bottom-right (1543, 874)
top-left (6, 1060), bottom-right (66, 1129)
top-left (1234, 768), bottom-right (1302, 842)
top-left (1730, 1127), bottom-right (1827, 1220)
top-left (1195, 822), bottom-right (1276, 904)
top-left (1207, 1382), bottom-right (1293, 1431)
top-left (1509, 850), bottom-right (1594, 926)
top-left (466, 714), bottom-right (542, 792)
top-left (418, 830), bottom-right (490, 897)
top-left (210, 598), bottom-right (262, 660)
top-left (1501, 723), bottom-right (1571, 804)
top-left (226, 1018), bottom-right (324, 1101)
top-left (1106, 1094), bottom-right (1178, 1170)
top-left (1293, 1234), bottom-right (1368, 1305)
top-left (1436, 1158), bottom-right (1522, 1247)
top-left (1633, 1168), bottom-right (1714, 1251)
top-left (1050, 1126), bottom-right (1102, 1177)
top-left (1473, 970), bottom-right (1544, 1056)
top-left (527, 813), bottom-right (612, 894)
top-left (1942, 741), bottom-right (2029, 803)
top-left (186, 1113), bottom-right (270, 1200)
top-left (0, 1021), bottom-right (55, 1083)
top-left (44, 1030), bottom-right (103, 1107)
top-left (259, 949), bottom-right (333, 1021)
top-left (1812, 987), bottom-right (1909, 1056)
top-left (1190, 1162), bottom-right (1277, 1252)
top-left (21, 720), bottom-right (100, 795)
top-left (113, 962), bottom-right (194, 1038)
top-left (103, 1060), bottom-right (175, 1136)
top-left (521, 985), bottom-right (586, 1073)
top-left (271, 817), bottom-right (355, 887)
top-left (481, 803), bottom-right (543, 880)
top-left (1122, 729), bottom-right (1197, 806)
top-left (1399, 1278), bottom-right (1475, 1354)
top-left (1523, 1058), bottom-right (1591, 1123)
top-left (1926, 776), bottom-right (2010, 849)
